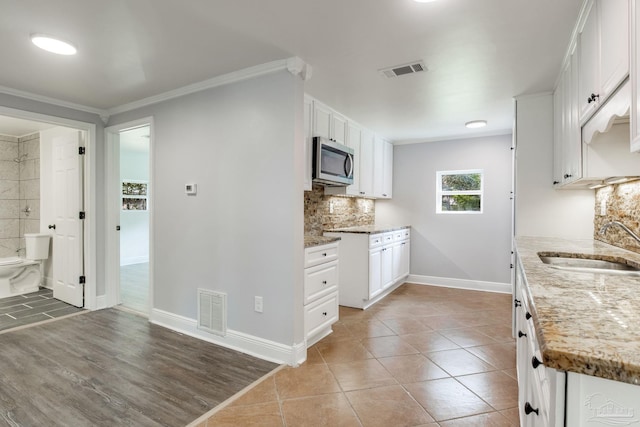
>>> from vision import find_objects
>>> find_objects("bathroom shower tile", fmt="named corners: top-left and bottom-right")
top-left (0, 160), bottom-right (19, 180)
top-left (22, 219), bottom-right (40, 234)
top-left (0, 139), bottom-right (18, 161)
top-left (0, 238), bottom-right (19, 257)
top-left (19, 200), bottom-right (39, 220)
top-left (0, 219), bottom-right (19, 239)
top-left (21, 138), bottom-right (39, 161)
top-left (0, 180), bottom-right (19, 200)
top-left (0, 200), bottom-right (19, 219)
top-left (19, 159), bottom-right (38, 180)
top-left (19, 179), bottom-right (39, 200)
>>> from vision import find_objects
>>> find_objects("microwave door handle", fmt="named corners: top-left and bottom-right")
top-left (345, 153), bottom-right (354, 179)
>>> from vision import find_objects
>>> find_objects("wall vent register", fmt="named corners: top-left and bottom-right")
top-left (197, 289), bottom-right (227, 336)
top-left (379, 61), bottom-right (427, 78)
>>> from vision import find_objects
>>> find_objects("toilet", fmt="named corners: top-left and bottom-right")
top-left (0, 233), bottom-right (51, 299)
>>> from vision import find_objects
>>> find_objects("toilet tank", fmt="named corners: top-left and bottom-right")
top-left (24, 233), bottom-right (51, 260)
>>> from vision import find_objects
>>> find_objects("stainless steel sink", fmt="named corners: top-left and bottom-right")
top-left (539, 255), bottom-right (640, 276)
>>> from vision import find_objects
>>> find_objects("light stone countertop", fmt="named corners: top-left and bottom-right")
top-left (324, 225), bottom-right (410, 234)
top-left (304, 235), bottom-right (341, 248)
top-left (516, 236), bottom-right (640, 385)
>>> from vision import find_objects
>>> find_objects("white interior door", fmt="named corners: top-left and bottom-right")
top-left (52, 130), bottom-right (84, 307)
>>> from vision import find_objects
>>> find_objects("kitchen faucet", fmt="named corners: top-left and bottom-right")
top-left (599, 221), bottom-right (640, 245)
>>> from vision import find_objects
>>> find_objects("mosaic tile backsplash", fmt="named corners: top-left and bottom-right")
top-left (595, 181), bottom-right (640, 254)
top-left (304, 185), bottom-right (374, 236)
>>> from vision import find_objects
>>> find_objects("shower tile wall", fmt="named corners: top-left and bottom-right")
top-left (0, 133), bottom-right (40, 258)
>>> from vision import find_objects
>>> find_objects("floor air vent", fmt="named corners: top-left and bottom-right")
top-left (197, 289), bottom-right (227, 336)
top-left (379, 61), bottom-right (427, 78)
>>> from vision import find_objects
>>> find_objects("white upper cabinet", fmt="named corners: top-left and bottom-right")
top-left (631, 0), bottom-right (640, 151)
top-left (312, 100), bottom-right (346, 144)
top-left (382, 139), bottom-right (393, 199)
top-left (331, 112), bottom-right (347, 145)
top-left (358, 129), bottom-right (375, 197)
top-left (578, 0), bottom-right (629, 125)
top-left (345, 122), bottom-right (362, 196)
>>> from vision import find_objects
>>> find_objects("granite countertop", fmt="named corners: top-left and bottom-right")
top-left (516, 236), bottom-right (640, 385)
top-left (304, 235), bottom-right (341, 248)
top-left (324, 225), bottom-right (410, 234)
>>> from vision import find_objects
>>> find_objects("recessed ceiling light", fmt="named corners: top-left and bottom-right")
top-left (465, 120), bottom-right (487, 129)
top-left (31, 34), bottom-right (77, 55)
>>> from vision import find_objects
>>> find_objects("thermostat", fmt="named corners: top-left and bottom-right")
top-left (185, 183), bottom-right (197, 195)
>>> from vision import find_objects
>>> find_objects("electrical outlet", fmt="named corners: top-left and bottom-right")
top-left (329, 201), bottom-right (334, 214)
top-left (601, 197), bottom-right (607, 216)
top-left (254, 296), bottom-right (263, 313)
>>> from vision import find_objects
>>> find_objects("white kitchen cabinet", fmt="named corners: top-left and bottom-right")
top-left (578, 0), bottom-right (629, 125)
top-left (312, 100), bottom-right (346, 145)
top-left (358, 129), bottom-right (375, 197)
top-left (325, 122), bottom-right (362, 197)
top-left (304, 242), bottom-right (339, 346)
top-left (631, 0), bottom-right (640, 151)
top-left (372, 137), bottom-right (393, 198)
top-left (324, 229), bottom-right (410, 309)
top-left (303, 95), bottom-right (313, 191)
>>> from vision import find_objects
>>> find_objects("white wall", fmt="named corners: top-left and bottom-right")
top-left (107, 70), bottom-right (305, 352)
top-left (376, 134), bottom-right (513, 289)
top-left (515, 94), bottom-right (594, 238)
top-left (120, 141), bottom-right (149, 265)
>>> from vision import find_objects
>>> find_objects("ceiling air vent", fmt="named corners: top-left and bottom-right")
top-left (379, 61), bottom-right (427, 78)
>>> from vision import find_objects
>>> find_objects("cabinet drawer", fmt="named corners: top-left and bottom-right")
top-left (394, 228), bottom-right (410, 241)
top-left (369, 233), bottom-right (384, 248)
top-left (382, 232), bottom-right (394, 245)
top-left (304, 243), bottom-right (339, 268)
top-left (305, 292), bottom-right (339, 338)
top-left (304, 260), bottom-right (338, 304)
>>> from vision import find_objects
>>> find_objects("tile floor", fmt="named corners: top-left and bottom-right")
top-left (199, 283), bottom-right (519, 427)
top-left (0, 288), bottom-right (83, 332)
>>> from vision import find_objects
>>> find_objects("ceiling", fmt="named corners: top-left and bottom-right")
top-left (0, 0), bottom-right (584, 143)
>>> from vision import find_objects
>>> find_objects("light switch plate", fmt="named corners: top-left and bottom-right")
top-left (185, 183), bottom-right (197, 195)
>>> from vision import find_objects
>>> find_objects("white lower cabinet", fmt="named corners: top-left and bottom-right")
top-left (324, 228), bottom-right (410, 309)
top-left (304, 242), bottom-right (339, 346)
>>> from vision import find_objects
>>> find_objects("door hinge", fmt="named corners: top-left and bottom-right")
top-left (79, 211), bottom-right (86, 219)
top-left (510, 263), bottom-right (514, 269)
top-left (79, 276), bottom-right (86, 284)
top-left (78, 146), bottom-right (86, 155)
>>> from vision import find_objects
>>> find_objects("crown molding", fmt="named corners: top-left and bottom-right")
top-left (0, 84), bottom-right (108, 118)
top-left (107, 57), bottom-right (296, 117)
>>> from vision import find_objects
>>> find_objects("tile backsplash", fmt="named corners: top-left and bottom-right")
top-left (595, 181), bottom-right (640, 254)
top-left (304, 185), bottom-right (374, 236)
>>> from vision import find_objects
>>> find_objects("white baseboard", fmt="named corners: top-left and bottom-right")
top-left (94, 295), bottom-right (108, 310)
top-left (407, 274), bottom-right (512, 294)
top-left (150, 308), bottom-right (304, 366)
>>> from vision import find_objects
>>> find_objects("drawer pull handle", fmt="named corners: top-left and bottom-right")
top-left (525, 312), bottom-right (532, 320)
top-left (322, 312), bottom-right (327, 316)
top-left (322, 280), bottom-right (327, 285)
top-left (518, 331), bottom-right (527, 338)
top-left (524, 402), bottom-right (539, 416)
top-left (322, 253), bottom-right (327, 257)
top-left (514, 299), bottom-right (521, 308)
top-left (531, 356), bottom-right (542, 369)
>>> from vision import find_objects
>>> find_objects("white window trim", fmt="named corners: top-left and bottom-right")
top-left (436, 169), bottom-right (484, 214)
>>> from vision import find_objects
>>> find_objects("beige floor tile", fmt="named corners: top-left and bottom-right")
top-left (328, 359), bottom-right (397, 391)
top-left (346, 385), bottom-right (434, 427)
top-left (381, 317), bottom-right (433, 334)
top-left (280, 393), bottom-right (361, 427)
top-left (501, 368), bottom-right (518, 380)
top-left (274, 363), bottom-right (341, 399)
top-left (343, 318), bottom-right (396, 339)
top-left (499, 407), bottom-right (521, 425)
top-left (205, 401), bottom-right (284, 427)
top-left (439, 328), bottom-right (499, 347)
top-left (427, 348), bottom-right (496, 376)
top-left (405, 378), bottom-right (493, 421)
top-left (475, 324), bottom-right (516, 343)
top-left (377, 353), bottom-right (449, 383)
top-left (305, 346), bottom-right (326, 365)
top-left (419, 315), bottom-right (465, 330)
top-left (230, 375), bottom-right (278, 407)
top-left (466, 342), bottom-right (516, 370)
top-left (316, 339), bottom-right (374, 364)
top-left (361, 335), bottom-right (419, 358)
top-left (399, 331), bottom-right (460, 353)
top-left (456, 371), bottom-right (519, 410)
top-left (438, 411), bottom-right (514, 426)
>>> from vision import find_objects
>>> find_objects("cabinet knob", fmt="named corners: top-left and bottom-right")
top-left (382, 193), bottom-right (387, 197)
top-left (526, 312), bottom-right (532, 320)
top-left (553, 180), bottom-right (559, 185)
top-left (360, 191), bottom-right (365, 195)
top-left (322, 253), bottom-right (327, 257)
top-left (532, 356), bottom-right (542, 369)
top-left (322, 311), bottom-right (327, 316)
top-left (322, 280), bottom-right (327, 285)
top-left (514, 299), bottom-right (521, 308)
top-left (564, 173), bottom-right (572, 179)
top-left (518, 331), bottom-right (527, 338)
top-left (587, 93), bottom-right (600, 104)
top-left (524, 402), bottom-right (539, 416)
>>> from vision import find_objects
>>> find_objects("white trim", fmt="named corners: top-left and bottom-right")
top-left (95, 295), bottom-right (108, 310)
top-left (107, 59), bottom-right (292, 116)
top-left (0, 84), bottom-right (107, 118)
top-left (150, 308), bottom-right (304, 366)
top-left (407, 274), bottom-right (512, 294)
top-left (0, 105), bottom-right (97, 311)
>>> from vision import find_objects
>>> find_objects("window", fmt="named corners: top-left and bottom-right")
top-left (122, 181), bottom-right (148, 211)
top-left (436, 170), bottom-right (483, 214)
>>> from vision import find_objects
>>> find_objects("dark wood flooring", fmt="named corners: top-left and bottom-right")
top-left (0, 309), bottom-right (278, 426)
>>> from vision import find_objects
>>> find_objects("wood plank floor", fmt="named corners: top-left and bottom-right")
top-left (120, 262), bottom-right (149, 313)
top-left (0, 309), bottom-right (278, 427)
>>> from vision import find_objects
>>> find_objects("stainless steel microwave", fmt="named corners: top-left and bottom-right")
top-left (312, 137), bottom-right (354, 186)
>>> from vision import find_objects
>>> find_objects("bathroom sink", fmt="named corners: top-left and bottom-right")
top-left (539, 255), bottom-right (640, 276)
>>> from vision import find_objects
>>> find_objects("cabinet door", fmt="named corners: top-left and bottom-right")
top-left (373, 136), bottom-right (385, 197)
top-left (303, 96), bottom-right (313, 191)
top-left (566, 46), bottom-right (582, 181)
top-left (345, 122), bottom-right (362, 196)
top-left (400, 240), bottom-right (410, 278)
top-left (381, 245), bottom-right (393, 289)
top-left (552, 81), bottom-right (564, 186)
top-left (359, 130), bottom-right (375, 197)
top-left (633, 0), bottom-right (640, 151)
top-left (599, 0), bottom-right (629, 99)
top-left (313, 101), bottom-right (332, 140)
top-left (578, 0), bottom-right (599, 123)
top-left (382, 140), bottom-right (393, 198)
top-left (368, 248), bottom-right (383, 299)
top-left (331, 112), bottom-right (347, 145)
top-left (391, 242), bottom-right (402, 282)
